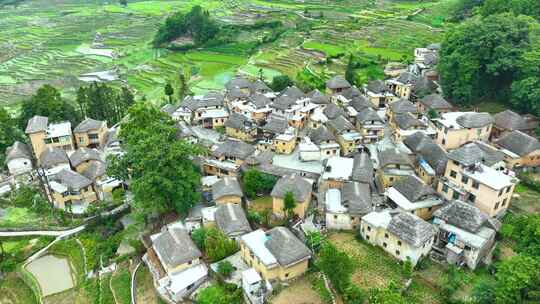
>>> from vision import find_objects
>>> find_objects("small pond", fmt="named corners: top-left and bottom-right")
top-left (26, 255), bottom-right (74, 296)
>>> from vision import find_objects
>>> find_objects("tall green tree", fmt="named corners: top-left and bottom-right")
top-left (107, 103), bottom-right (202, 222)
top-left (481, 0), bottom-right (540, 19)
top-left (439, 13), bottom-right (532, 105)
top-left (283, 191), bottom-right (296, 218)
top-left (76, 83), bottom-right (135, 125)
top-left (0, 108), bottom-right (24, 165)
top-left (164, 82), bottom-right (174, 103)
top-left (316, 242), bottom-right (355, 294)
top-left (269, 75), bottom-right (293, 92)
top-left (242, 169), bottom-right (278, 199)
top-left (19, 84), bottom-right (80, 128)
top-left (493, 255), bottom-right (540, 303)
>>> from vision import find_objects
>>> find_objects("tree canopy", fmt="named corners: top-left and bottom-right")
top-left (153, 5), bottom-right (219, 47)
top-left (107, 102), bottom-right (202, 222)
top-left (439, 13), bottom-right (533, 105)
top-left (76, 82), bottom-right (135, 125)
top-left (19, 84), bottom-right (80, 128)
top-left (196, 285), bottom-right (243, 304)
top-left (242, 169), bottom-right (278, 199)
top-left (269, 75), bottom-right (293, 92)
top-left (0, 108), bottom-right (24, 165)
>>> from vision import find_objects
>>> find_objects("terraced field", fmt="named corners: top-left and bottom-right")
top-left (0, 0), bottom-right (455, 107)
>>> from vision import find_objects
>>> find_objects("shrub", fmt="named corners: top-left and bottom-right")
top-left (217, 261), bottom-right (234, 278)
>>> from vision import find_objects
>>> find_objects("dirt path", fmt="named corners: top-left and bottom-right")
top-left (110, 270), bottom-right (120, 304)
top-left (271, 277), bottom-right (323, 304)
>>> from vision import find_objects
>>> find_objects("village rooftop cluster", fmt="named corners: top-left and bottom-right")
top-left (3, 44), bottom-right (540, 303)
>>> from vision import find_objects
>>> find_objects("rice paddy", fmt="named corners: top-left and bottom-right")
top-left (1, 0), bottom-right (454, 106)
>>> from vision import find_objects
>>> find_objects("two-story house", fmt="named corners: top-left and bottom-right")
top-left (325, 182), bottom-right (372, 230)
top-left (215, 203), bottom-right (252, 240)
top-left (204, 140), bottom-right (256, 177)
top-left (356, 107), bottom-right (385, 144)
top-left (225, 112), bottom-right (257, 143)
top-left (211, 176), bottom-right (244, 205)
top-left (327, 116), bottom-right (362, 156)
top-left (73, 118), bottom-right (108, 149)
top-left (434, 112), bottom-right (493, 150)
top-left (26, 115), bottom-right (75, 161)
top-left (495, 130), bottom-right (540, 171)
top-left (271, 174), bottom-right (313, 219)
top-left (377, 148), bottom-right (415, 188)
top-left (385, 175), bottom-right (444, 220)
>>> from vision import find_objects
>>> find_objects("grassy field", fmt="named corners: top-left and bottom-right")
top-left (134, 266), bottom-right (160, 304)
top-left (0, 273), bottom-right (39, 304)
top-left (0, 0), bottom-right (455, 108)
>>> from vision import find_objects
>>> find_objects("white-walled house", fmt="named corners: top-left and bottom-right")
top-left (5, 141), bottom-right (33, 176)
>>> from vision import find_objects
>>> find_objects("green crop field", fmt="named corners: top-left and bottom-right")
top-left (0, 0), bottom-right (455, 107)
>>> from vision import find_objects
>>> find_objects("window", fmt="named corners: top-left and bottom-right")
top-left (397, 241), bottom-right (402, 246)
top-left (367, 226), bottom-right (371, 232)
top-left (452, 190), bottom-right (459, 200)
top-left (385, 233), bottom-right (389, 238)
top-left (428, 207), bottom-right (432, 211)
top-left (442, 139), bottom-right (446, 145)
top-left (449, 170), bottom-right (457, 178)
top-left (494, 202), bottom-right (499, 210)
top-left (506, 186), bottom-right (511, 193)
top-left (395, 250), bottom-right (400, 256)
top-left (383, 242), bottom-right (387, 248)
top-left (472, 181), bottom-right (480, 189)
top-left (334, 215), bottom-right (338, 219)
top-left (389, 177), bottom-right (394, 182)
top-left (498, 189), bottom-right (503, 197)
top-left (468, 193), bottom-right (476, 203)
top-left (502, 199), bottom-right (507, 207)
top-left (453, 161), bottom-right (459, 166)
top-left (88, 133), bottom-right (99, 140)
top-left (285, 273), bottom-right (289, 278)
top-left (461, 176), bottom-right (469, 184)
top-left (366, 235), bottom-right (370, 240)
top-left (79, 137), bottom-right (84, 143)
top-left (442, 184), bottom-right (449, 193)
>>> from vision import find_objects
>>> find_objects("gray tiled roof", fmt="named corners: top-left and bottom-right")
top-left (161, 104), bottom-right (178, 115)
top-left (357, 108), bottom-right (383, 123)
top-left (326, 76), bottom-right (351, 90)
top-left (496, 130), bottom-right (540, 157)
top-left (447, 142), bottom-right (505, 166)
top-left (54, 169), bottom-right (93, 191)
top-left (417, 142), bottom-right (448, 176)
top-left (352, 153), bottom-right (374, 184)
top-left (433, 200), bottom-right (487, 233)
top-left (271, 174), bottom-right (312, 202)
top-left (390, 99), bottom-right (418, 115)
top-left (225, 77), bottom-right (253, 91)
top-left (183, 92), bottom-right (224, 111)
top-left (74, 118), bottom-right (105, 133)
top-left (342, 181), bottom-right (372, 215)
top-left (81, 160), bottom-right (107, 181)
top-left (212, 177), bottom-right (243, 200)
top-left (262, 115), bottom-right (289, 135)
top-left (153, 226), bottom-right (202, 269)
top-left (279, 86), bottom-right (305, 101)
top-left (456, 113), bottom-right (493, 128)
top-left (394, 113), bottom-right (425, 130)
top-left (339, 86), bottom-right (362, 100)
top-left (39, 146), bottom-right (69, 169)
top-left (350, 96), bottom-right (373, 112)
top-left (494, 110), bottom-right (529, 131)
top-left (392, 175), bottom-right (435, 202)
top-left (215, 203), bottom-right (252, 237)
top-left (5, 141), bottom-right (31, 163)
top-left (250, 94), bottom-right (272, 109)
top-left (378, 148), bottom-right (412, 168)
top-left (272, 95), bottom-right (296, 111)
top-left (366, 80), bottom-right (387, 94)
top-left (308, 126), bottom-right (335, 145)
top-left (308, 89), bottom-right (330, 105)
top-left (419, 94), bottom-right (452, 110)
top-left (25, 115), bottom-right (48, 134)
top-left (252, 80), bottom-right (271, 93)
top-left (323, 103), bottom-right (346, 120)
top-left (387, 212), bottom-right (436, 247)
top-left (327, 116), bottom-right (354, 134)
top-left (403, 132), bottom-right (431, 153)
top-left (228, 87), bottom-right (249, 100)
top-left (265, 227), bottom-right (311, 266)
top-left (224, 112), bottom-right (253, 131)
top-left (69, 147), bottom-right (102, 167)
top-left (396, 72), bottom-right (419, 84)
top-left (213, 140), bottom-right (255, 160)
top-left (413, 77), bottom-right (437, 95)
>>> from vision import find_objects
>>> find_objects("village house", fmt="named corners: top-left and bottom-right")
top-left (215, 203), bottom-right (252, 240)
top-left (271, 174), bottom-right (313, 219)
top-left (5, 141), bottom-right (32, 176)
top-left (325, 182), bottom-right (372, 230)
top-left (38, 146), bottom-right (71, 176)
top-left (26, 115), bottom-right (75, 161)
top-left (48, 169), bottom-right (98, 212)
top-left (73, 118), bottom-right (108, 149)
top-left (385, 175), bottom-right (444, 220)
top-left (246, 94), bottom-right (273, 122)
top-left (363, 80), bottom-right (395, 109)
top-left (272, 132), bottom-right (297, 155)
top-left (178, 92), bottom-right (229, 128)
top-left (351, 152), bottom-right (375, 188)
top-left (69, 147), bottom-right (102, 173)
top-left (307, 107), bottom-right (328, 130)
top-left (418, 94), bottom-right (453, 115)
top-left (492, 110), bottom-right (538, 139)
top-left (300, 126), bottom-right (340, 161)
top-left (495, 130), bottom-right (540, 171)
top-left (386, 98), bottom-right (420, 123)
top-left (242, 268), bottom-right (272, 304)
top-left (392, 113), bottom-right (430, 142)
top-left (384, 62), bottom-right (408, 78)
top-left (434, 112), bottom-right (493, 150)
top-left (320, 156), bottom-right (355, 191)
top-left (437, 143), bottom-right (518, 217)
top-left (211, 176), bottom-right (243, 205)
top-left (326, 75), bottom-right (351, 95)
top-left (240, 227), bottom-right (311, 282)
top-left (356, 107), bottom-right (385, 144)
top-left (432, 201), bottom-right (498, 270)
top-left (386, 71), bottom-right (418, 100)
top-left (327, 116), bottom-right (362, 156)
top-left (225, 112), bottom-right (258, 142)
top-left (403, 132), bottom-right (448, 185)
top-left (377, 148), bottom-right (415, 188)
top-left (414, 44), bottom-right (440, 74)
top-left (143, 222), bottom-right (208, 302)
top-left (203, 140), bottom-right (255, 177)
top-left (360, 210), bottom-right (437, 266)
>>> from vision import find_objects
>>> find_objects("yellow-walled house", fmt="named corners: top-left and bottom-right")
top-left (212, 177), bottom-right (243, 205)
top-left (377, 148), bottom-right (416, 188)
top-left (434, 112), bottom-right (493, 150)
top-left (271, 174), bottom-right (313, 219)
top-left (203, 140), bottom-right (255, 177)
top-left (25, 116), bottom-right (75, 161)
top-left (437, 146), bottom-right (517, 218)
top-left (495, 130), bottom-right (540, 170)
top-left (385, 175), bottom-right (444, 220)
top-left (356, 107), bottom-right (385, 144)
top-left (418, 94), bottom-right (453, 115)
top-left (240, 227), bottom-right (311, 282)
top-left (73, 118), bottom-right (108, 149)
top-left (272, 133), bottom-right (297, 155)
top-left (225, 112), bottom-right (257, 142)
top-left (360, 210), bottom-right (436, 266)
top-left (48, 169), bottom-right (98, 212)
